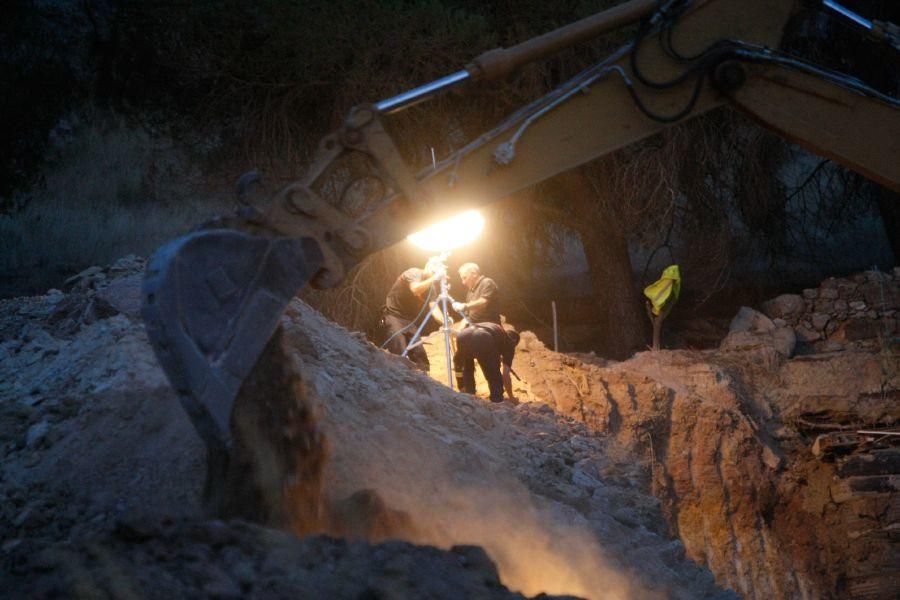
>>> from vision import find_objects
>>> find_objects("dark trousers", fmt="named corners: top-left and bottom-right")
top-left (454, 326), bottom-right (503, 402)
top-left (382, 313), bottom-right (430, 371)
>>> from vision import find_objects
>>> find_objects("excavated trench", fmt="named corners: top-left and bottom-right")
top-left (436, 269), bottom-right (899, 599)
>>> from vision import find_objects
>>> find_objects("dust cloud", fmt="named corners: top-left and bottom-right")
top-left (320, 417), bottom-right (644, 600)
top-left (416, 479), bottom-right (639, 599)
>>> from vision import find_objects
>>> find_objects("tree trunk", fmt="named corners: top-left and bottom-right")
top-left (873, 185), bottom-right (900, 263)
top-left (557, 168), bottom-right (649, 359)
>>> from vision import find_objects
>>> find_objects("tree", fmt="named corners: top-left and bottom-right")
top-left (556, 166), bottom-right (649, 358)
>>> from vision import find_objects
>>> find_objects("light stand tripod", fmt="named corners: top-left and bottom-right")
top-left (402, 251), bottom-right (466, 389)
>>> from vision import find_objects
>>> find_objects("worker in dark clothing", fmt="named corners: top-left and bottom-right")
top-left (381, 260), bottom-right (444, 370)
top-left (453, 322), bottom-right (520, 402)
top-left (452, 263), bottom-right (500, 324)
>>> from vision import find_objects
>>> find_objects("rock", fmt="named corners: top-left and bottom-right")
top-left (811, 313), bottom-right (830, 331)
top-left (849, 301), bottom-right (867, 311)
top-left (720, 328), bottom-right (796, 358)
top-left (814, 298), bottom-right (835, 313)
top-left (26, 421), bottom-right (51, 449)
top-left (820, 288), bottom-right (839, 300)
top-left (760, 444), bottom-right (782, 471)
top-left (836, 279), bottom-right (857, 292)
top-left (108, 255), bottom-right (144, 276)
top-left (81, 296), bottom-right (120, 325)
top-left (794, 325), bottom-right (821, 343)
top-left (96, 274), bottom-right (143, 319)
top-left (802, 289), bottom-right (818, 300)
top-left (729, 307), bottom-right (775, 333)
top-left (771, 327), bottom-right (797, 357)
top-left (572, 459), bottom-right (604, 490)
top-left (719, 331), bottom-right (765, 352)
top-left (611, 507), bottom-right (640, 529)
top-left (763, 294), bottom-right (805, 319)
top-left (64, 266), bottom-right (105, 291)
top-left (769, 426), bottom-right (796, 441)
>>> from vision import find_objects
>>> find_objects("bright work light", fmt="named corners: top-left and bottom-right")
top-left (407, 210), bottom-right (484, 251)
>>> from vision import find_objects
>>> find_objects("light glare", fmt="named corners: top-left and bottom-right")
top-left (407, 210), bottom-right (484, 251)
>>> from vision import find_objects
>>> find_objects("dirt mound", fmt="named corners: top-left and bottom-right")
top-left (5, 518), bottom-right (536, 599)
top-left (0, 263), bottom-right (732, 599)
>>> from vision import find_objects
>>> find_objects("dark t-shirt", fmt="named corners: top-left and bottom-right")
top-left (465, 276), bottom-right (500, 324)
top-left (385, 268), bottom-right (429, 320)
top-left (473, 322), bottom-right (516, 366)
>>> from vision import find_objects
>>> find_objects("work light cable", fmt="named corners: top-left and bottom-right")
top-left (379, 284), bottom-right (437, 349)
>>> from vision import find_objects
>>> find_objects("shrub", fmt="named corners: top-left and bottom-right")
top-left (0, 113), bottom-right (232, 298)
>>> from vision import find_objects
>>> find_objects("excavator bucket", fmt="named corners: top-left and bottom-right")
top-left (141, 228), bottom-right (324, 451)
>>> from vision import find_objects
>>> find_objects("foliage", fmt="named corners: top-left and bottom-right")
top-left (0, 0), bottom-right (88, 204)
top-left (102, 1), bottom-right (489, 175)
top-left (95, 0), bottom-right (626, 177)
top-left (0, 113), bottom-right (230, 298)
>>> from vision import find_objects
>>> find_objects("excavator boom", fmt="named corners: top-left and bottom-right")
top-left (142, 0), bottom-right (900, 470)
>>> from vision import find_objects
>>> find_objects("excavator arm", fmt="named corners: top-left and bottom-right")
top-left (142, 0), bottom-right (900, 459)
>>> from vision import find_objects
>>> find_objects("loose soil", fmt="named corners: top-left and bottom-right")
top-left (1, 258), bottom-right (897, 598)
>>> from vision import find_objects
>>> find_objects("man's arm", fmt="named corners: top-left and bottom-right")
top-left (463, 296), bottom-right (489, 312)
top-left (502, 364), bottom-right (513, 399)
top-left (409, 273), bottom-right (438, 296)
top-left (500, 329), bottom-right (515, 399)
top-left (463, 277), bottom-right (497, 311)
top-left (427, 301), bottom-right (452, 325)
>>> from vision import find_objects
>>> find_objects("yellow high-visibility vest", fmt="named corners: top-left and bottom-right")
top-left (643, 265), bottom-right (681, 316)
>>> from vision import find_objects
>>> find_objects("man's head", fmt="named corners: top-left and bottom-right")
top-left (458, 262), bottom-right (480, 289)
top-left (503, 324), bottom-right (520, 347)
